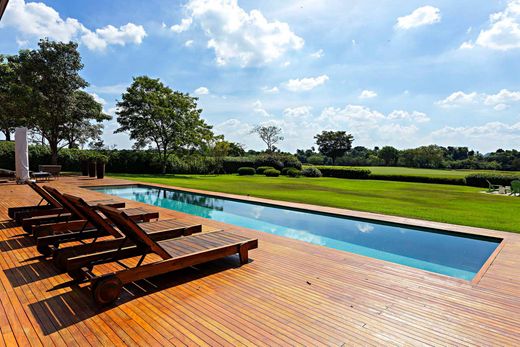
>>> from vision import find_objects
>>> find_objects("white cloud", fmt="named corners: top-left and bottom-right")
top-left (475, 0), bottom-right (520, 51)
top-left (483, 89), bottom-right (520, 105)
top-left (310, 49), bottom-right (324, 59)
top-left (184, 39), bottom-right (194, 47)
top-left (437, 89), bottom-right (520, 109)
top-left (283, 106), bottom-right (312, 118)
top-left (171, 0), bottom-right (304, 67)
top-left (459, 41), bottom-right (475, 49)
top-left (261, 86), bottom-right (279, 94)
top-left (88, 92), bottom-right (106, 106)
top-left (284, 74), bottom-right (329, 92)
top-left (395, 6), bottom-right (441, 30)
top-left (16, 38), bottom-right (29, 47)
top-left (1, 0), bottom-right (146, 51)
top-left (431, 121), bottom-right (520, 151)
top-left (252, 100), bottom-right (272, 117)
top-left (359, 90), bottom-right (377, 99)
top-left (436, 91), bottom-right (480, 108)
top-left (387, 110), bottom-right (430, 123)
top-left (170, 18), bottom-right (192, 33)
top-left (194, 86), bottom-right (209, 95)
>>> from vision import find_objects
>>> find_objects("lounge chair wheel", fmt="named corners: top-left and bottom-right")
top-left (92, 276), bottom-right (122, 306)
top-left (36, 244), bottom-right (52, 257)
top-left (53, 252), bottom-right (69, 271)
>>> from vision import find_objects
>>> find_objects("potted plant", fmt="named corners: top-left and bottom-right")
top-left (96, 154), bottom-right (108, 179)
top-left (88, 154), bottom-right (97, 178)
top-left (79, 152), bottom-right (90, 176)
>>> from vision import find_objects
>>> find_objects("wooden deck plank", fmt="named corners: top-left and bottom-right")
top-left (0, 177), bottom-right (519, 345)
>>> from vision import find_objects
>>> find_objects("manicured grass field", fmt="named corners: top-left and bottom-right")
top-left (110, 173), bottom-right (520, 233)
top-left (323, 166), bottom-right (520, 178)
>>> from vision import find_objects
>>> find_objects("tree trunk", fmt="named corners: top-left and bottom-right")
top-left (3, 130), bottom-right (11, 141)
top-left (49, 141), bottom-right (58, 165)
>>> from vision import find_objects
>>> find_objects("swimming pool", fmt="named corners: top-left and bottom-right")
top-left (89, 184), bottom-right (502, 280)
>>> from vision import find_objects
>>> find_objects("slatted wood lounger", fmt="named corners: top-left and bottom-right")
top-left (36, 193), bottom-right (201, 258)
top-left (27, 186), bottom-right (158, 238)
top-left (10, 181), bottom-right (125, 224)
top-left (69, 205), bottom-right (258, 306)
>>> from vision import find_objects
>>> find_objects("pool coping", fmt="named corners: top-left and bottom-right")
top-left (83, 182), bottom-right (511, 285)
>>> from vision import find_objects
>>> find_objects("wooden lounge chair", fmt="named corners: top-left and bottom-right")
top-left (70, 205), bottom-right (258, 305)
top-left (29, 186), bottom-right (158, 238)
top-left (9, 181), bottom-right (125, 223)
top-left (36, 193), bottom-right (200, 257)
top-left (486, 179), bottom-right (502, 193)
top-left (21, 185), bottom-right (129, 234)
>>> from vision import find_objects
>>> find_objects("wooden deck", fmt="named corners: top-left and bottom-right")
top-left (0, 176), bottom-right (519, 346)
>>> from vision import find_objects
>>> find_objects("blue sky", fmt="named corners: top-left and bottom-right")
top-left (1, 0), bottom-right (519, 152)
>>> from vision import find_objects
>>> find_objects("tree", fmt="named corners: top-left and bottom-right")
top-left (378, 146), bottom-right (399, 166)
top-left (0, 55), bottom-right (25, 141)
top-left (251, 125), bottom-right (283, 153)
top-left (115, 76), bottom-right (214, 173)
top-left (15, 39), bottom-right (89, 163)
top-left (64, 91), bottom-right (111, 148)
top-left (314, 130), bottom-right (354, 165)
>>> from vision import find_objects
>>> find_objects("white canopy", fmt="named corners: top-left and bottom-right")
top-left (15, 127), bottom-right (30, 182)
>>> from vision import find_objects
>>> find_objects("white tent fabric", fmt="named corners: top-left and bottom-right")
top-left (15, 127), bottom-right (30, 182)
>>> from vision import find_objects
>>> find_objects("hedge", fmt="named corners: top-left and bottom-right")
top-left (238, 167), bottom-right (256, 175)
top-left (465, 173), bottom-right (520, 188)
top-left (369, 174), bottom-right (466, 185)
top-left (286, 168), bottom-right (301, 177)
top-left (312, 166), bottom-right (371, 179)
top-left (264, 169), bottom-right (280, 177)
top-left (257, 166), bottom-right (275, 174)
top-left (223, 157), bottom-right (255, 173)
top-left (301, 167), bottom-right (322, 177)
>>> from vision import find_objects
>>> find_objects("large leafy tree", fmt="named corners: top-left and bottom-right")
top-left (378, 146), bottom-right (399, 166)
top-left (115, 76), bottom-right (214, 173)
top-left (314, 130), bottom-right (354, 165)
top-left (15, 39), bottom-right (89, 163)
top-left (64, 90), bottom-right (111, 148)
top-left (0, 55), bottom-right (25, 141)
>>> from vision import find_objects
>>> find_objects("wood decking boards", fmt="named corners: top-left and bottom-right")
top-left (0, 177), bottom-right (519, 346)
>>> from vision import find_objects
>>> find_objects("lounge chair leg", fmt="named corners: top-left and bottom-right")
top-left (239, 245), bottom-right (249, 265)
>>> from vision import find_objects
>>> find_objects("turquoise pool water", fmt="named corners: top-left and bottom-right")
top-left (89, 185), bottom-right (501, 280)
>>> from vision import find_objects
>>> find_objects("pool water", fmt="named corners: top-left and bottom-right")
top-left (89, 185), bottom-right (501, 280)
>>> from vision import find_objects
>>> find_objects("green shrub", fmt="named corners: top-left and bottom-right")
top-left (313, 166), bottom-right (371, 179)
top-left (257, 166), bottom-right (275, 174)
top-left (223, 157), bottom-right (255, 173)
top-left (278, 153), bottom-right (302, 169)
top-left (238, 167), bottom-right (256, 176)
top-left (254, 155), bottom-right (284, 170)
top-left (301, 167), bottom-right (322, 177)
top-left (465, 173), bottom-right (520, 188)
top-left (264, 168), bottom-right (280, 177)
top-left (287, 168), bottom-right (301, 177)
top-left (307, 154), bottom-right (325, 165)
top-left (369, 174), bottom-right (466, 185)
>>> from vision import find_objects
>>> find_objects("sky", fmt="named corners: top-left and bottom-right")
top-left (0, 0), bottom-right (520, 153)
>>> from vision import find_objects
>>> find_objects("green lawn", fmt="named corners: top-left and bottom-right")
top-left (109, 173), bottom-right (520, 233)
top-left (317, 166), bottom-right (520, 178)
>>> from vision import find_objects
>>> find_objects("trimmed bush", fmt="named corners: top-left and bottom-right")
top-left (223, 157), bottom-right (255, 173)
top-left (370, 174), bottom-right (466, 185)
top-left (313, 166), bottom-right (371, 179)
top-left (264, 168), bottom-right (280, 177)
top-left (257, 166), bottom-right (275, 174)
top-left (301, 167), bottom-right (322, 177)
top-left (465, 173), bottom-right (520, 188)
top-left (287, 168), bottom-right (301, 177)
top-left (237, 167), bottom-right (256, 176)
top-left (254, 155), bottom-right (284, 170)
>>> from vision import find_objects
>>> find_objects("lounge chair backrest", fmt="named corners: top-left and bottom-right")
top-left (512, 180), bottom-right (520, 192)
top-left (62, 194), bottom-right (121, 238)
top-left (98, 205), bottom-right (171, 260)
top-left (43, 185), bottom-right (85, 219)
top-left (27, 181), bottom-right (61, 208)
